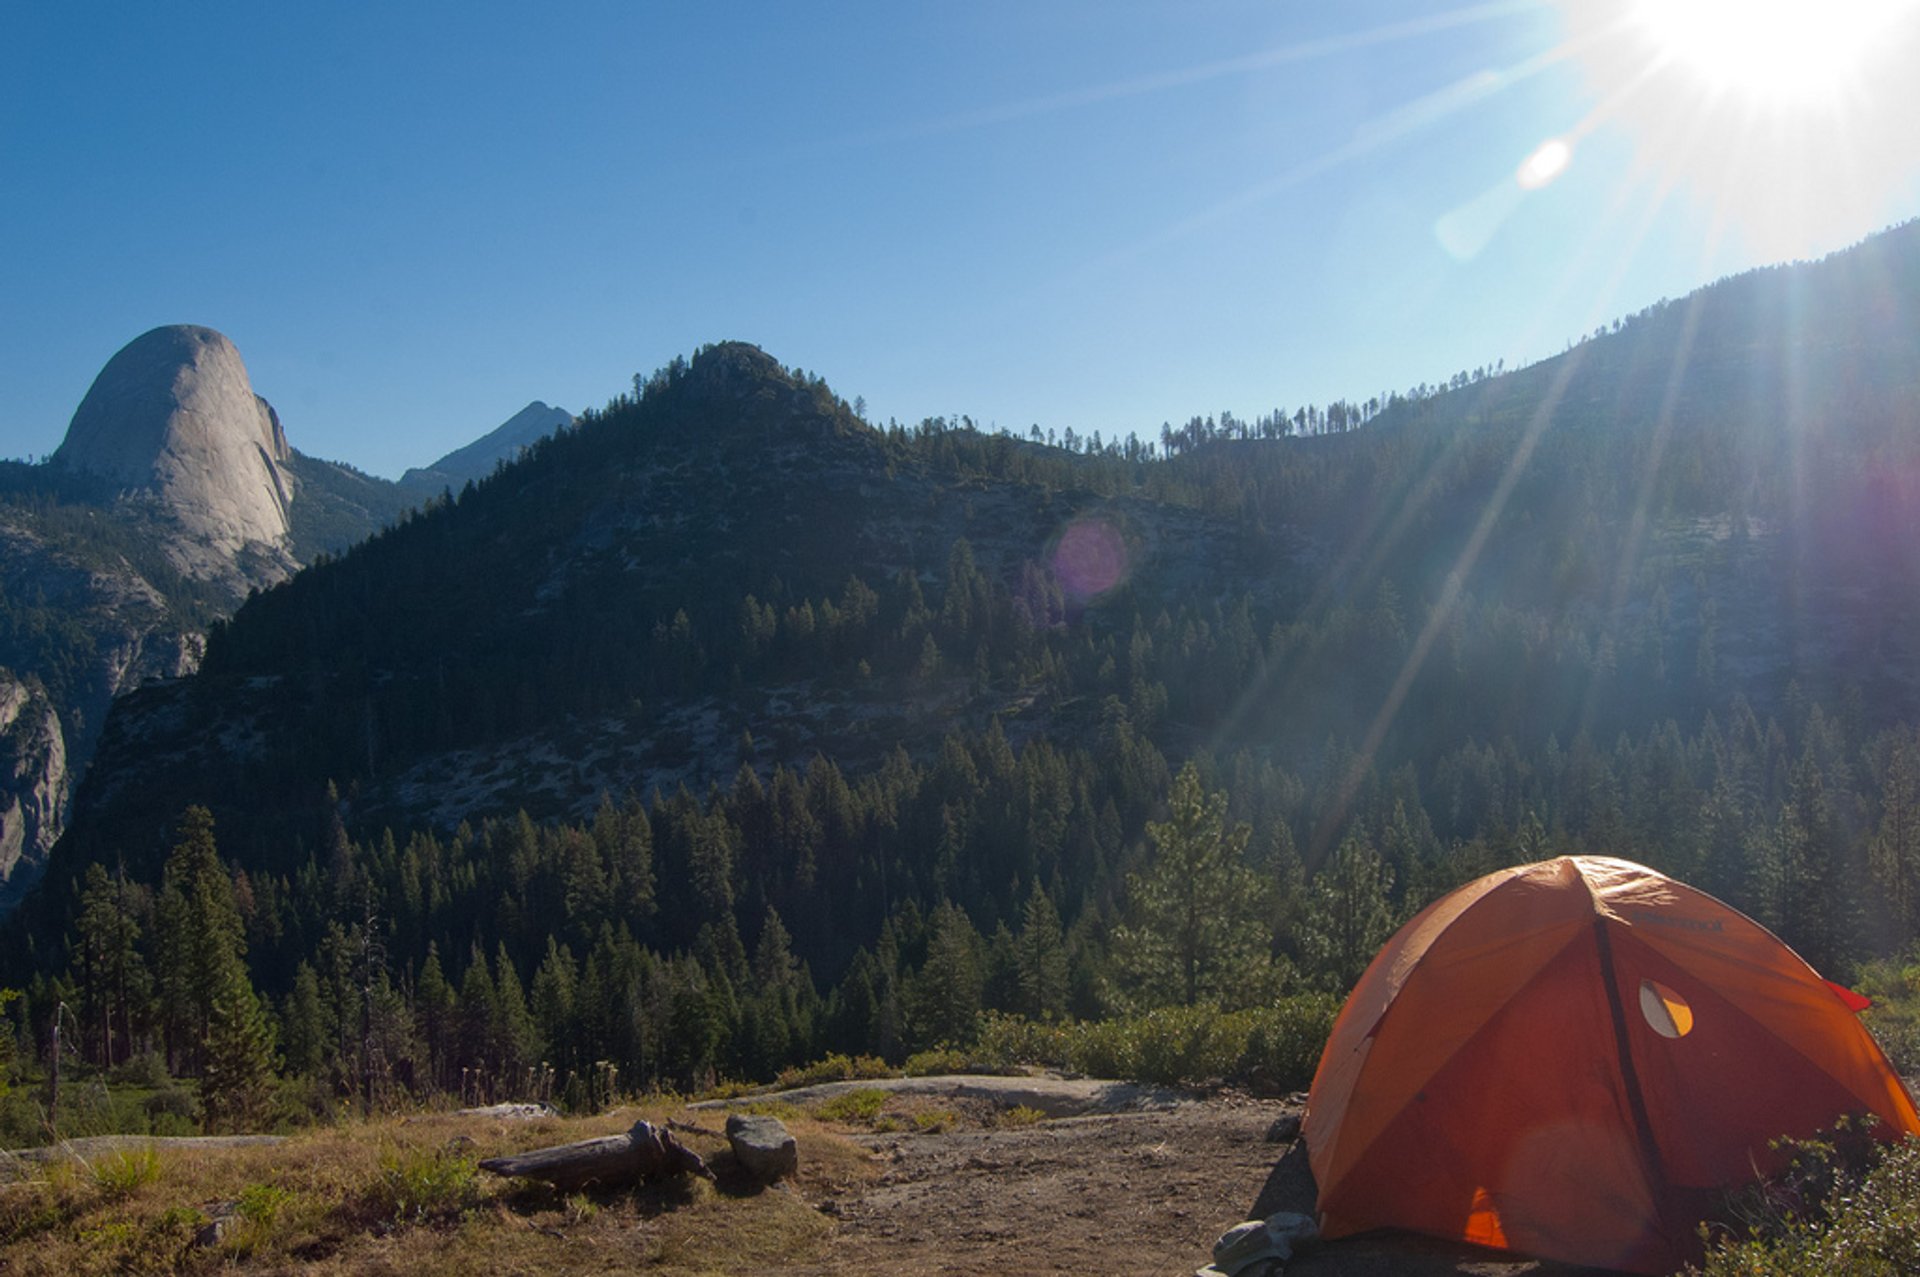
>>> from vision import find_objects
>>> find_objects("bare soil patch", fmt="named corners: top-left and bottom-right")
top-left (742, 1076), bottom-right (1603, 1276)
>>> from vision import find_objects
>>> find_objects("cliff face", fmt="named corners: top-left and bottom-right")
top-left (53, 325), bottom-right (297, 586)
top-left (0, 672), bottom-right (67, 906)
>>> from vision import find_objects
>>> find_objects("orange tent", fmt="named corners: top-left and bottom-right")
top-left (1302, 855), bottom-right (1920, 1274)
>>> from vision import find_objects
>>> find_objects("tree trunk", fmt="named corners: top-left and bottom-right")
top-left (477, 1120), bottom-right (710, 1190)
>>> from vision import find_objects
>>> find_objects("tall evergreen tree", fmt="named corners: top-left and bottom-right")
top-left (911, 901), bottom-right (983, 1048)
top-left (529, 939), bottom-right (579, 1075)
top-left (154, 807), bottom-right (251, 1076)
top-left (200, 965), bottom-right (276, 1132)
top-left (1867, 729), bottom-right (1920, 946)
top-left (415, 945), bottom-right (457, 1090)
top-left (73, 862), bottom-right (147, 1067)
top-left (492, 944), bottom-right (538, 1093)
top-left (281, 961), bottom-right (331, 1079)
top-left (1114, 763), bottom-right (1271, 1008)
top-left (1299, 833), bottom-right (1397, 993)
top-left (1014, 883), bottom-right (1069, 1020)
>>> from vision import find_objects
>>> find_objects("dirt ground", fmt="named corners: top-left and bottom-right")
top-left (740, 1078), bottom-right (1606, 1277)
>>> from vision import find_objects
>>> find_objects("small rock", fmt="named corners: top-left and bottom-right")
top-left (1264, 1114), bottom-right (1302, 1144)
top-left (193, 1200), bottom-right (240, 1248)
top-left (726, 1113), bottom-right (798, 1183)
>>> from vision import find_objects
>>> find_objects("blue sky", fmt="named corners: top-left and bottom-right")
top-left (5, 1), bottom-right (1919, 478)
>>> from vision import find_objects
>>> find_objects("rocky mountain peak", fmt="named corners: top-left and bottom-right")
top-left (398, 400), bottom-right (573, 492)
top-left (53, 325), bottom-right (295, 578)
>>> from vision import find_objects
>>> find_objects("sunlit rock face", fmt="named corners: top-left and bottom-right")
top-left (54, 325), bottom-right (296, 579)
top-left (0, 672), bottom-right (66, 904)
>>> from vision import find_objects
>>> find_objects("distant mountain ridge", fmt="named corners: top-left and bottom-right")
top-left (399, 401), bottom-right (572, 492)
top-left (25, 221), bottom-right (1920, 927)
top-left (10, 220), bottom-right (1920, 960)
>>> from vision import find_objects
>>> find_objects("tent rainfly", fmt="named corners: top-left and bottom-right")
top-left (1302, 855), bottom-right (1920, 1274)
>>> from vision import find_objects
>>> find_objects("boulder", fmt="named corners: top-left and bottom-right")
top-left (725, 1113), bottom-right (797, 1183)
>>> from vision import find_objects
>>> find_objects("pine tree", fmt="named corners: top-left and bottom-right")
top-left (911, 902), bottom-right (983, 1048)
top-left (154, 807), bottom-right (252, 1076)
top-left (981, 922), bottom-right (1021, 1014)
top-left (1868, 729), bottom-right (1920, 946)
top-left (1113, 764), bottom-right (1271, 1008)
top-left (492, 945), bottom-right (538, 1094)
top-left (456, 953), bottom-right (497, 1096)
top-left (415, 945), bottom-right (456, 1090)
top-left (281, 962), bottom-right (332, 1079)
top-left (74, 862), bottom-right (147, 1067)
top-left (1299, 833), bottom-right (1396, 992)
top-left (1015, 883), bottom-right (1069, 1020)
top-left (200, 961), bottom-right (276, 1132)
top-left (529, 939), bottom-right (578, 1075)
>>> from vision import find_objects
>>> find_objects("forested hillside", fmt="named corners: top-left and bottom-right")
top-left (7, 224), bottom-right (1920, 1121)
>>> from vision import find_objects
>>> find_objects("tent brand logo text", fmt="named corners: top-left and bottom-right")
top-left (1626, 909), bottom-right (1723, 933)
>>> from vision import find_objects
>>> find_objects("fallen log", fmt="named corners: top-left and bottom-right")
top-left (478, 1119), bottom-right (711, 1190)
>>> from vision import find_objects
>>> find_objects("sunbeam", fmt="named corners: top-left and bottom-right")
top-left (1067, 36), bottom-right (1579, 291)
top-left (824, 1), bottom-right (1552, 152)
top-left (1305, 350), bottom-right (1589, 868)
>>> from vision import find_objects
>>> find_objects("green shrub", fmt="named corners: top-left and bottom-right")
top-left (216, 1181), bottom-right (300, 1257)
top-left (91, 1146), bottom-right (162, 1198)
top-left (143, 1085), bottom-right (196, 1124)
top-left (366, 1146), bottom-right (479, 1226)
top-left (973, 1013), bottom-right (1073, 1072)
top-left (1697, 1125), bottom-right (1920, 1274)
top-left (1239, 995), bottom-right (1342, 1092)
top-left (960, 995), bottom-right (1338, 1091)
top-left (996, 1105), bottom-right (1047, 1129)
top-left (237, 1181), bottom-right (295, 1226)
top-left (147, 1109), bottom-right (196, 1137)
top-left (902, 1048), bottom-right (969, 1077)
top-left (815, 1088), bottom-right (890, 1123)
top-left (1133, 1006), bottom-right (1249, 1086)
top-left (1856, 957), bottom-right (1920, 1075)
top-left (773, 1053), bottom-right (898, 1090)
top-left (108, 1053), bottom-right (173, 1089)
top-left (0, 1089), bottom-right (42, 1147)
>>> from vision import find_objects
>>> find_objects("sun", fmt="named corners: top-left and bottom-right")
top-left (1547, 0), bottom-right (1920, 261)
top-left (1628, 0), bottom-right (1915, 103)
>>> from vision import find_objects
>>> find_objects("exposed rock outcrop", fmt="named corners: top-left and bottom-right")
top-left (0, 325), bottom-right (401, 910)
top-left (53, 325), bottom-right (296, 585)
top-left (0, 673), bottom-right (67, 897)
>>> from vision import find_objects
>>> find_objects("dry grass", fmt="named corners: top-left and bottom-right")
top-left (0, 1102), bottom-right (877, 1276)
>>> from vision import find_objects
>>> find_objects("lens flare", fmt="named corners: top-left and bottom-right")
top-left (1051, 518), bottom-right (1129, 603)
top-left (1517, 137), bottom-right (1571, 189)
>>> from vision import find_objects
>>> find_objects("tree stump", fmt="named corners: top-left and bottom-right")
top-left (477, 1119), bottom-right (710, 1190)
